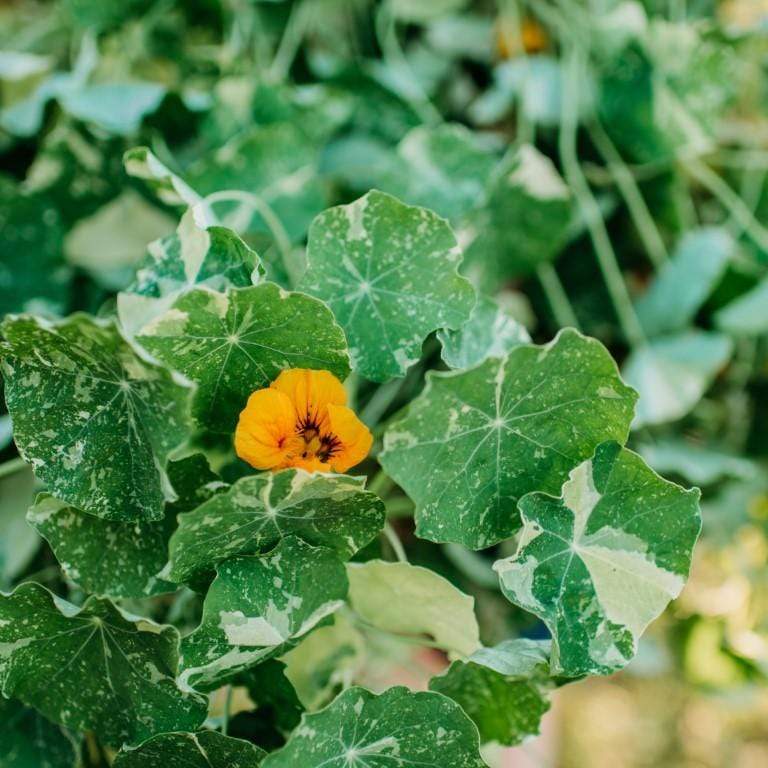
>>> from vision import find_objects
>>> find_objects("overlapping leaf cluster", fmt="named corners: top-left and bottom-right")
top-left (1, 0), bottom-right (766, 766)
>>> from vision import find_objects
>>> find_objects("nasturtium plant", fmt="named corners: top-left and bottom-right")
top-left (495, 442), bottom-right (701, 677)
top-left (0, 583), bottom-right (207, 745)
top-left (168, 470), bottom-right (384, 588)
top-left (179, 537), bottom-right (348, 691)
top-left (113, 731), bottom-right (266, 768)
top-left (381, 329), bottom-right (638, 549)
top-left (135, 284), bottom-right (350, 432)
top-left (261, 686), bottom-right (487, 768)
top-left (1, 314), bottom-right (194, 522)
top-left (301, 190), bottom-right (476, 381)
top-left (7, 0), bottom-right (757, 762)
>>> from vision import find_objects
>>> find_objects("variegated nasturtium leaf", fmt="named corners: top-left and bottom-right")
top-left (113, 731), bottom-right (266, 768)
top-left (437, 295), bottom-right (531, 370)
top-left (347, 560), bottom-right (481, 657)
top-left (380, 329), bottom-right (638, 549)
top-left (261, 686), bottom-right (487, 768)
top-left (429, 639), bottom-right (552, 746)
top-left (118, 207), bottom-right (263, 335)
top-left (135, 283), bottom-right (350, 433)
top-left (374, 123), bottom-right (496, 221)
top-left (27, 494), bottom-right (177, 599)
top-left (0, 583), bottom-right (207, 745)
top-left (463, 144), bottom-right (571, 282)
top-left (0, 697), bottom-right (78, 768)
top-left (1, 314), bottom-right (194, 523)
top-left (179, 536), bottom-right (348, 691)
top-left (494, 442), bottom-right (701, 677)
top-left (300, 190), bottom-right (476, 382)
top-left (168, 470), bottom-right (384, 588)
top-left (27, 454), bottom-right (224, 598)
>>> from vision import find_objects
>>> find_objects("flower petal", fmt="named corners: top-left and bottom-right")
top-left (235, 388), bottom-right (300, 470)
top-left (271, 368), bottom-right (347, 431)
top-left (326, 404), bottom-right (373, 473)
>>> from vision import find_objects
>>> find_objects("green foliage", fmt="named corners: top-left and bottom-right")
top-left (1, 0), bottom-right (763, 763)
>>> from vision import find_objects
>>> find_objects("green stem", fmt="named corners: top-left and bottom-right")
top-left (559, 46), bottom-right (647, 348)
top-left (685, 158), bottom-right (768, 255)
top-left (269, 0), bottom-right (311, 82)
top-left (222, 684), bottom-right (233, 735)
top-left (383, 522), bottom-right (408, 563)
top-left (0, 457), bottom-right (27, 480)
top-left (589, 120), bottom-right (669, 269)
top-left (202, 190), bottom-right (297, 283)
top-left (368, 467), bottom-right (394, 499)
top-left (536, 262), bottom-right (580, 330)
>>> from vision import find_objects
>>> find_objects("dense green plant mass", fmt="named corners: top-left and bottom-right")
top-left (1, 1), bottom-right (767, 766)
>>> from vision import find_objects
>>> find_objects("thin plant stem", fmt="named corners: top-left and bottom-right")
top-left (559, 46), bottom-right (647, 348)
top-left (536, 262), bottom-right (580, 330)
top-left (368, 467), bottom-right (394, 499)
top-left (222, 684), bottom-right (233, 735)
top-left (383, 522), bottom-right (408, 563)
top-left (359, 378), bottom-right (404, 428)
top-left (589, 120), bottom-right (669, 268)
top-left (202, 190), bottom-right (297, 282)
top-left (685, 158), bottom-right (768, 255)
top-left (0, 457), bottom-right (27, 480)
top-left (269, 0), bottom-right (311, 82)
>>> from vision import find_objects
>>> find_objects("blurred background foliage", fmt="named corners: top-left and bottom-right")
top-left (1, 0), bottom-right (767, 765)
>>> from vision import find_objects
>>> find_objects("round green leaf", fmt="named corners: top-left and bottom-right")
top-left (114, 731), bottom-right (265, 768)
top-left (1, 314), bottom-right (194, 523)
top-left (261, 686), bottom-right (487, 768)
top-left (494, 442), bottom-right (701, 677)
top-left (179, 536), bottom-right (348, 691)
top-left (168, 470), bottom-right (384, 588)
top-left (301, 190), bottom-right (476, 382)
top-left (135, 283), bottom-right (350, 433)
top-left (0, 583), bottom-right (207, 746)
top-left (347, 560), bottom-right (480, 657)
top-left (27, 494), bottom-right (177, 599)
top-left (380, 329), bottom-right (638, 549)
top-left (429, 639), bottom-right (552, 746)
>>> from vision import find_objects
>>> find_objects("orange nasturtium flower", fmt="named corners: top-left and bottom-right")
top-left (235, 368), bottom-right (372, 474)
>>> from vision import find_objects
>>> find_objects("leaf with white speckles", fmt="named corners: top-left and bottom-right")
top-left (437, 295), bottom-right (530, 370)
top-left (179, 536), bottom-right (348, 691)
top-left (1, 314), bottom-right (195, 523)
top-left (135, 283), bottom-right (350, 433)
top-left (429, 639), bottom-right (552, 746)
top-left (347, 560), bottom-right (480, 657)
top-left (113, 731), bottom-right (266, 768)
top-left (301, 190), bottom-right (476, 381)
top-left (168, 469), bottom-right (383, 589)
top-left (261, 686), bottom-right (487, 768)
top-left (494, 442), bottom-right (701, 677)
top-left (0, 582), bottom-right (207, 746)
top-left (27, 494), bottom-right (177, 599)
top-left (26, 454), bottom-right (224, 599)
top-left (0, 698), bottom-right (79, 768)
top-left (117, 207), bottom-right (263, 336)
top-left (380, 329), bottom-right (638, 549)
